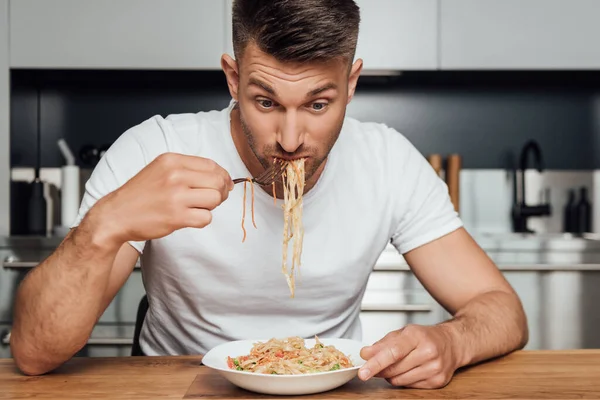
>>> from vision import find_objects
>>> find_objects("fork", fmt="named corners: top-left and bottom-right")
top-left (233, 161), bottom-right (286, 186)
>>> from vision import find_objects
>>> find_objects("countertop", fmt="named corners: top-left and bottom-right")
top-left (2, 350), bottom-right (600, 399)
top-left (4, 233), bottom-right (600, 271)
top-left (3, 232), bottom-right (600, 250)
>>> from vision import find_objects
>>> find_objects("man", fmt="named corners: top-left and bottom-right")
top-left (10, 0), bottom-right (528, 389)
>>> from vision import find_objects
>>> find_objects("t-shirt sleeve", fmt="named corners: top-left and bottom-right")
top-left (389, 132), bottom-right (463, 255)
top-left (71, 128), bottom-right (150, 254)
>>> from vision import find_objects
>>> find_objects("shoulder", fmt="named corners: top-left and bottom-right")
top-left (120, 107), bottom-right (227, 156)
top-left (342, 117), bottom-right (416, 151)
top-left (338, 116), bottom-right (425, 174)
top-left (104, 105), bottom-right (230, 171)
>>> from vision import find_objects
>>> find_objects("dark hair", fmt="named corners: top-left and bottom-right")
top-left (232, 0), bottom-right (360, 65)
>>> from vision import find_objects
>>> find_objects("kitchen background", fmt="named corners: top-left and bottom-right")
top-left (2, 0), bottom-right (600, 358)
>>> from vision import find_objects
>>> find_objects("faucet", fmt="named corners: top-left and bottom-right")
top-left (511, 140), bottom-right (552, 233)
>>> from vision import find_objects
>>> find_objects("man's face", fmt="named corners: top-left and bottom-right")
top-left (223, 43), bottom-right (362, 183)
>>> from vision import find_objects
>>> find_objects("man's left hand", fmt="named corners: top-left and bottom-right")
top-left (358, 324), bottom-right (462, 389)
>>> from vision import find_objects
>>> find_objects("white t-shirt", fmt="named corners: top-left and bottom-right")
top-left (73, 100), bottom-right (462, 356)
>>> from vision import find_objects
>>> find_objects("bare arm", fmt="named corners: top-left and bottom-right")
top-left (10, 205), bottom-right (138, 376)
top-left (10, 153), bottom-right (233, 376)
top-left (360, 227), bottom-right (528, 388)
top-left (404, 227), bottom-right (528, 366)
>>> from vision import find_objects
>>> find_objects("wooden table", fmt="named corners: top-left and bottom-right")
top-left (2, 350), bottom-right (600, 399)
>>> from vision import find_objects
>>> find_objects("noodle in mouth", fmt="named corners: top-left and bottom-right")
top-left (240, 158), bottom-right (306, 298)
top-left (226, 336), bottom-right (353, 375)
top-left (281, 159), bottom-right (305, 298)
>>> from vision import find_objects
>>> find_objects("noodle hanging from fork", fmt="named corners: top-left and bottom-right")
top-left (239, 159), bottom-right (305, 297)
top-left (281, 159), bottom-right (305, 298)
top-left (241, 178), bottom-right (256, 242)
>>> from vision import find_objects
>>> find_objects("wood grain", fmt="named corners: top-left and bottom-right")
top-left (2, 350), bottom-right (600, 399)
top-left (445, 153), bottom-right (461, 213)
top-left (426, 154), bottom-right (443, 177)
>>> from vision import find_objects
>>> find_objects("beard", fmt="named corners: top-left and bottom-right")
top-left (238, 108), bottom-right (342, 184)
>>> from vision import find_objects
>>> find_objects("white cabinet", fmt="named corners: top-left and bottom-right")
top-left (10, 0), bottom-right (226, 69)
top-left (8, 0), bottom-right (600, 71)
top-left (354, 0), bottom-right (438, 71)
top-left (223, 0), bottom-right (438, 70)
top-left (360, 268), bottom-right (447, 344)
top-left (440, 0), bottom-right (600, 70)
top-left (0, 0), bottom-right (8, 236)
top-left (224, 0), bottom-right (234, 58)
top-left (502, 271), bottom-right (542, 350)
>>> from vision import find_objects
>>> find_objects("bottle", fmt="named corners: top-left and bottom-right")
top-left (576, 187), bottom-right (592, 234)
top-left (27, 177), bottom-right (47, 236)
top-left (61, 165), bottom-right (80, 227)
top-left (563, 189), bottom-right (577, 233)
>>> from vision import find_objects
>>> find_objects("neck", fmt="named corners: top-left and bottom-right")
top-left (229, 107), bottom-right (326, 199)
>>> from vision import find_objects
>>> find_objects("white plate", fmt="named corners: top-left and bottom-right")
top-left (201, 338), bottom-right (368, 395)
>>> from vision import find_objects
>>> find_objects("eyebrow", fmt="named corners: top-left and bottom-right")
top-left (249, 78), bottom-right (276, 95)
top-left (248, 78), bottom-right (338, 99)
top-left (307, 82), bottom-right (337, 98)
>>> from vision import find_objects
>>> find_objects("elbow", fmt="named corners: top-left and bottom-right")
top-left (518, 317), bottom-right (530, 350)
top-left (11, 346), bottom-right (51, 376)
top-left (514, 298), bottom-right (530, 350)
top-left (10, 334), bottom-right (60, 376)
top-left (14, 358), bottom-right (51, 376)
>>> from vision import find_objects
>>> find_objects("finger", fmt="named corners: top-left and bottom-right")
top-left (358, 337), bottom-right (417, 381)
top-left (360, 328), bottom-right (405, 360)
top-left (407, 376), bottom-right (450, 390)
top-left (376, 346), bottom-right (423, 379)
top-left (158, 153), bottom-right (233, 191)
top-left (386, 360), bottom-right (445, 388)
top-left (169, 170), bottom-right (231, 201)
top-left (182, 188), bottom-right (225, 211)
top-left (157, 152), bottom-right (218, 172)
top-left (180, 156), bottom-right (232, 188)
top-left (183, 208), bottom-right (213, 229)
top-left (359, 345), bottom-right (378, 360)
top-left (187, 171), bottom-right (232, 200)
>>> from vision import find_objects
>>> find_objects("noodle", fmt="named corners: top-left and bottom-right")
top-left (281, 159), bottom-right (305, 298)
top-left (241, 181), bottom-right (247, 242)
top-left (241, 178), bottom-right (256, 242)
top-left (226, 336), bottom-right (353, 375)
top-left (239, 159), bottom-right (306, 298)
top-left (250, 178), bottom-right (257, 229)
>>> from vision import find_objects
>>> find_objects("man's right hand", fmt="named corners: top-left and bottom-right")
top-left (97, 152), bottom-right (234, 245)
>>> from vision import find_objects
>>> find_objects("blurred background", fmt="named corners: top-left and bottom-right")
top-left (1, 0), bottom-right (600, 358)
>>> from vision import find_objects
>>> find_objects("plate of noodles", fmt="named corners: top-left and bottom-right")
top-left (201, 336), bottom-right (367, 395)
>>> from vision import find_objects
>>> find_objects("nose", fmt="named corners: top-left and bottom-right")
top-left (277, 110), bottom-right (304, 153)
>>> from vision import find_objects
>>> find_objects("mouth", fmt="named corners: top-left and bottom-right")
top-left (273, 156), bottom-right (308, 163)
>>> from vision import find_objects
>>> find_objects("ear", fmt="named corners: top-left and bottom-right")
top-left (221, 54), bottom-right (240, 101)
top-left (346, 58), bottom-right (363, 104)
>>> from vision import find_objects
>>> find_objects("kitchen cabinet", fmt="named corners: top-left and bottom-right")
top-left (224, 0), bottom-right (234, 58)
top-left (224, 0), bottom-right (438, 71)
top-left (0, 248), bottom-right (20, 358)
top-left (354, 0), bottom-right (438, 71)
top-left (0, 0), bottom-right (8, 236)
top-left (502, 271), bottom-right (542, 350)
top-left (359, 267), bottom-right (448, 344)
top-left (9, 0), bottom-right (226, 69)
top-left (440, 0), bottom-right (600, 70)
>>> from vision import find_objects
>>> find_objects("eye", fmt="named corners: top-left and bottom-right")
top-left (257, 99), bottom-right (275, 109)
top-left (310, 102), bottom-right (328, 112)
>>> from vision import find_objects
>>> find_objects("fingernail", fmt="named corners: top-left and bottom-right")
top-left (359, 368), bottom-right (371, 380)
